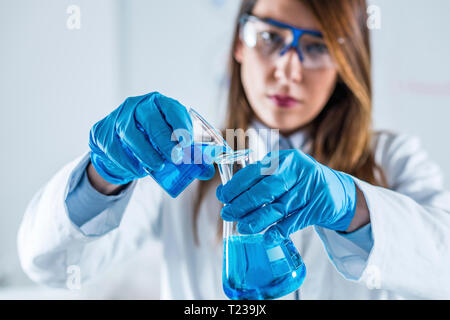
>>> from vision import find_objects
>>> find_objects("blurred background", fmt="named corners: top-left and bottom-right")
top-left (0, 0), bottom-right (449, 299)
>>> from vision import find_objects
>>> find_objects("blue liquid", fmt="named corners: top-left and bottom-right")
top-left (149, 143), bottom-right (226, 198)
top-left (223, 234), bottom-right (306, 300)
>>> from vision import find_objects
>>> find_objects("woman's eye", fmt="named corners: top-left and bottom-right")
top-left (304, 43), bottom-right (329, 55)
top-left (259, 31), bottom-right (283, 45)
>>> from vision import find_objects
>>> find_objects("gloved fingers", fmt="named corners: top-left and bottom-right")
top-left (216, 162), bottom-right (266, 204)
top-left (89, 129), bottom-right (147, 180)
top-left (232, 181), bottom-right (310, 233)
top-left (235, 202), bottom-right (286, 234)
top-left (135, 93), bottom-right (188, 163)
top-left (263, 202), bottom-right (315, 246)
top-left (217, 150), bottom-right (301, 205)
top-left (220, 164), bottom-right (306, 219)
top-left (118, 120), bottom-right (165, 172)
top-left (277, 180), bottom-right (310, 209)
top-left (220, 175), bottom-right (286, 219)
top-left (155, 93), bottom-right (193, 138)
top-left (110, 134), bottom-right (150, 177)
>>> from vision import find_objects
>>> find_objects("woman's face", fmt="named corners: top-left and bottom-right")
top-left (235, 0), bottom-right (338, 136)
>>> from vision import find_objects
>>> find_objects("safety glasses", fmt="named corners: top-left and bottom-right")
top-left (239, 14), bottom-right (335, 70)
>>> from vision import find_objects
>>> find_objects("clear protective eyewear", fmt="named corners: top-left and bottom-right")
top-left (239, 14), bottom-right (335, 70)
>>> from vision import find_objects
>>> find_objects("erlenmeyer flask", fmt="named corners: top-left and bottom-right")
top-left (144, 108), bottom-right (230, 198)
top-left (216, 149), bottom-right (306, 300)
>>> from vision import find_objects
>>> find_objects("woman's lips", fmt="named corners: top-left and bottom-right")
top-left (269, 95), bottom-right (300, 108)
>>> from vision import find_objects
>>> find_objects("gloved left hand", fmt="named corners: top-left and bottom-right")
top-left (216, 149), bottom-right (357, 243)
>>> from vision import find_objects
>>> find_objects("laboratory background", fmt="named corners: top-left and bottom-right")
top-left (0, 0), bottom-right (449, 299)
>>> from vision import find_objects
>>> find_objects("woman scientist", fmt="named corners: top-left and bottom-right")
top-left (18, 0), bottom-right (450, 299)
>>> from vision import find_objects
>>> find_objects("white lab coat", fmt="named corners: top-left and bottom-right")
top-left (17, 126), bottom-right (450, 300)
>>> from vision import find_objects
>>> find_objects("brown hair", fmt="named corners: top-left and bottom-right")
top-left (192, 0), bottom-right (387, 244)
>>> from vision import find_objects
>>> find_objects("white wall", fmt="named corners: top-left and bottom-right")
top-left (117, 0), bottom-right (241, 127)
top-left (370, 0), bottom-right (450, 186)
top-left (0, 0), bottom-right (121, 286)
top-left (0, 0), bottom-right (449, 298)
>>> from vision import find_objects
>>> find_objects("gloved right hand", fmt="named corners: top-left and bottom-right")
top-left (89, 92), bottom-right (214, 185)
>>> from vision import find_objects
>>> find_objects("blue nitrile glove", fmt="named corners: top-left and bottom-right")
top-left (216, 149), bottom-right (357, 243)
top-left (89, 92), bottom-right (215, 185)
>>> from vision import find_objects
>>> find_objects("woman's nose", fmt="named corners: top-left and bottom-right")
top-left (273, 48), bottom-right (303, 84)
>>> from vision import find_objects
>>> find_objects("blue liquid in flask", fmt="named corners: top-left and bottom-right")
top-left (223, 234), bottom-right (306, 300)
top-left (149, 143), bottom-right (227, 198)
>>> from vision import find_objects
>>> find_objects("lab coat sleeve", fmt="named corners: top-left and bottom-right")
top-left (338, 223), bottom-right (374, 253)
top-left (65, 161), bottom-right (134, 227)
top-left (315, 133), bottom-right (450, 299)
top-left (17, 152), bottom-right (164, 288)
